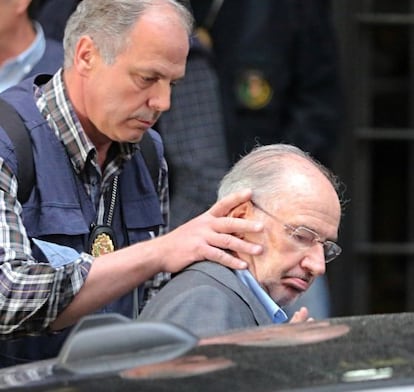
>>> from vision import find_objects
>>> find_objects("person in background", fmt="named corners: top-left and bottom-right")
top-left (156, 32), bottom-right (229, 229)
top-left (191, 0), bottom-right (344, 319)
top-left (140, 144), bottom-right (343, 337)
top-left (0, 0), bottom-right (264, 366)
top-left (0, 0), bottom-right (63, 93)
top-left (35, 0), bottom-right (80, 41)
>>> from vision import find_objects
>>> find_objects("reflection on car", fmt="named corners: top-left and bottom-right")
top-left (1, 312), bottom-right (414, 391)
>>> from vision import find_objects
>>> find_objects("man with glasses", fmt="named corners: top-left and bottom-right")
top-left (140, 144), bottom-right (343, 336)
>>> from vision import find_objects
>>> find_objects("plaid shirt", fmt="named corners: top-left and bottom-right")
top-left (0, 70), bottom-right (169, 336)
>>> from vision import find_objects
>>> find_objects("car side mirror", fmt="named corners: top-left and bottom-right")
top-left (54, 313), bottom-right (198, 375)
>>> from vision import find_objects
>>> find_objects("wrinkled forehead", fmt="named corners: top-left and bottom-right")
top-left (269, 161), bottom-right (341, 223)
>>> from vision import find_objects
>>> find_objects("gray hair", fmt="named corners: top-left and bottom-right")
top-left (63, 0), bottom-right (194, 68)
top-left (218, 144), bottom-right (343, 208)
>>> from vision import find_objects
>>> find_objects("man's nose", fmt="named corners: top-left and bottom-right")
top-left (301, 243), bottom-right (326, 276)
top-left (148, 83), bottom-right (171, 112)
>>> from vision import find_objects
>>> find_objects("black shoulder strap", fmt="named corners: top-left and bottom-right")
top-left (0, 98), bottom-right (34, 203)
top-left (139, 131), bottom-right (160, 193)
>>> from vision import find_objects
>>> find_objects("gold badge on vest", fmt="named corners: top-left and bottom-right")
top-left (88, 224), bottom-right (117, 257)
top-left (236, 69), bottom-right (273, 110)
top-left (88, 176), bottom-right (119, 257)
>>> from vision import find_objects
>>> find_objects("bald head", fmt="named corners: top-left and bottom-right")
top-left (218, 144), bottom-right (341, 211)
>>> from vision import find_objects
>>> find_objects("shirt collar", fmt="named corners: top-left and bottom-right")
top-left (35, 69), bottom-right (138, 175)
top-left (17, 21), bottom-right (46, 70)
top-left (235, 269), bottom-right (288, 324)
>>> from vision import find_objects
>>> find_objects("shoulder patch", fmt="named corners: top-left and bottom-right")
top-left (236, 69), bottom-right (273, 110)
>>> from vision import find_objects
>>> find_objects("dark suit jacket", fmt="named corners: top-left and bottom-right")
top-left (139, 261), bottom-right (273, 337)
top-left (191, 0), bottom-right (343, 166)
top-left (156, 36), bottom-right (229, 229)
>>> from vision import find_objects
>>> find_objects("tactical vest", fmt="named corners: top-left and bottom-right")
top-left (0, 76), bottom-right (164, 366)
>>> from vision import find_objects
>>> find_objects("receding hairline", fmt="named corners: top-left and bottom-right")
top-left (217, 144), bottom-right (343, 211)
top-left (256, 152), bottom-right (339, 204)
top-left (62, 0), bottom-right (194, 68)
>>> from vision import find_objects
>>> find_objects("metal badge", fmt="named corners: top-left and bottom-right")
top-left (236, 69), bottom-right (273, 110)
top-left (88, 225), bottom-right (117, 257)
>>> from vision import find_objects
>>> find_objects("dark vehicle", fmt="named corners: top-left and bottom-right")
top-left (1, 312), bottom-right (414, 391)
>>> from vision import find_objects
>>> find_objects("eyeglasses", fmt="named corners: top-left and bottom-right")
top-left (251, 200), bottom-right (342, 263)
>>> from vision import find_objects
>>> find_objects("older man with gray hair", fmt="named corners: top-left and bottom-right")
top-left (140, 144), bottom-right (343, 337)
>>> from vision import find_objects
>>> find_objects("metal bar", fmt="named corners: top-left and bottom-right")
top-left (355, 128), bottom-right (414, 139)
top-left (406, 0), bottom-right (414, 311)
top-left (357, 13), bottom-right (414, 25)
top-left (355, 242), bottom-right (414, 254)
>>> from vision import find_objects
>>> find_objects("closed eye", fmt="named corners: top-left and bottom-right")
top-left (291, 232), bottom-right (313, 245)
top-left (141, 76), bottom-right (158, 83)
top-left (288, 227), bottom-right (318, 246)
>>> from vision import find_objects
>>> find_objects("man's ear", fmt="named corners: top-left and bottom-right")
top-left (228, 201), bottom-right (257, 251)
top-left (228, 200), bottom-right (254, 219)
top-left (73, 36), bottom-right (99, 75)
